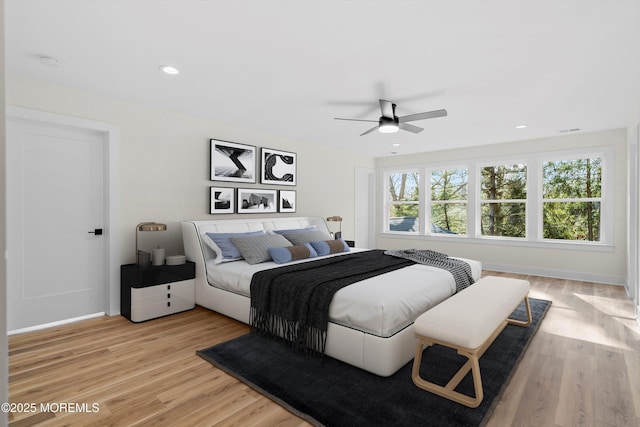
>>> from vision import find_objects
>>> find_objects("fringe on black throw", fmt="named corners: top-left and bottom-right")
top-left (250, 307), bottom-right (326, 355)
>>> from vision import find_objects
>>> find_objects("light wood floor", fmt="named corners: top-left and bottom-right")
top-left (8, 272), bottom-right (640, 426)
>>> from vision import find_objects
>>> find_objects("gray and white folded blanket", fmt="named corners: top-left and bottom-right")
top-left (384, 249), bottom-right (475, 293)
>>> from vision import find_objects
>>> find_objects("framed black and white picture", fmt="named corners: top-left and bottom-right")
top-left (237, 188), bottom-right (277, 213)
top-left (260, 148), bottom-right (296, 186)
top-left (210, 187), bottom-right (235, 214)
top-left (210, 139), bottom-right (256, 183)
top-left (278, 190), bottom-right (296, 213)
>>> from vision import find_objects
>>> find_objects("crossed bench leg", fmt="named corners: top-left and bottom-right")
top-left (411, 277), bottom-right (532, 408)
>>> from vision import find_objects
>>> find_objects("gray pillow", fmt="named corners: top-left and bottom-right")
top-left (282, 230), bottom-right (332, 245)
top-left (231, 234), bottom-right (292, 265)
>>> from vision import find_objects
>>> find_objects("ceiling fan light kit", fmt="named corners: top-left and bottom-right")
top-left (335, 99), bottom-right (447, 136)
top-left (378, 120), bottom-right (399, 133)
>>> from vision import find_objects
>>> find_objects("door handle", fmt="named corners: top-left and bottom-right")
top-left (88, 228), bottom-right (103, 235)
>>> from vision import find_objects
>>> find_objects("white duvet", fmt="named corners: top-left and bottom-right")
top-left (206, 248), bottom-right (482, 338)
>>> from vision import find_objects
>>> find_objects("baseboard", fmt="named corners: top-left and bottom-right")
top-left (482, 262), bottom-right (625, 286)
top-left (8, 312), bottom-right (106, 336)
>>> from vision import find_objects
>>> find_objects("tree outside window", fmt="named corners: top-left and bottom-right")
top-left (382, 149), bottom-right (609, 247)
top-left (542, 158), bottom-right (601, 241)
top-left (480, 164), bottom-right (527, 237)
top-left (387, 171), bottom-right (419, 232)
top-left (430, 168), bottom-right (467, 234)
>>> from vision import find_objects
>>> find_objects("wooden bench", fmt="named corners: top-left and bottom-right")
top-left (411, 276), bottom-right (532, 408)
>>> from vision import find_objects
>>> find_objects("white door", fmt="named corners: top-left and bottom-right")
top-left (7, 118), bottom-right (106, 331)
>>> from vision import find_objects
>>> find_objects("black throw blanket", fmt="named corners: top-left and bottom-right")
top-left (384, 249), bottom-right (475, 293)
top-left (250, 250), bottom-right (414, 354)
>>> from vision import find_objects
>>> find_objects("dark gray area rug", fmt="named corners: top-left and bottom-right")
top-left (197, 298), bottom-right (550, 427)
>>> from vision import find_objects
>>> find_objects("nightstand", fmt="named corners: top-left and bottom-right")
top-left (121, 261), bottom-right (196, 322)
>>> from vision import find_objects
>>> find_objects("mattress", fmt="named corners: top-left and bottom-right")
top-left (206, 249), bottom-right (482, 338)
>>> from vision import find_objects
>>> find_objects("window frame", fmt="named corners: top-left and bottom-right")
top-left (383, 168), bottom-right (421, 235)
top-left (536, 148), bottom-right (612, 244)
top-left (426, 164), bottom-right (469, 237)
top-left (380, 146), bottom-right (614, 252)
top-left (476, 160), bottom-right (528, 240)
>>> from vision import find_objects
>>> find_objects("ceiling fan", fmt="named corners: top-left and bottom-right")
top-left (334, 99), bottom-right (447, 136)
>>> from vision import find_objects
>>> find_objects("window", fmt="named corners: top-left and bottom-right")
top-left (386, 170), bottom-right (419, 233)
top-left (480, 164), bottom-right (527, 238)
top-left (381, 146), bottom-right (611, 248)
top-left (430, 168), bottom-right (467, 235)
top-left (542, 157), bottom-right (602, 241)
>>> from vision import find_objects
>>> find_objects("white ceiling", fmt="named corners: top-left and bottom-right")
top-left (6, 0), bottom-right (640, 157)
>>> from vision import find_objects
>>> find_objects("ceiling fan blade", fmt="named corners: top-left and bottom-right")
top-left (334, 117), bottom-right (378, 123)
top-left (398, 109), bottom-right (448, 123)
top-left (379, 99), bottom-right (396, 119)
top-left (360, 125), bottom-right (380, 136)
top-left (398, 122), bottom-right (424, 133)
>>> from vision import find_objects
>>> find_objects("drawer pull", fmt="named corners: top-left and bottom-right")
top-left (167, 284), bottom-right (171, 290)
top-left (167, 301), bottom-right (171, 307)
top-left (167, 293), bottom-right (171, 299)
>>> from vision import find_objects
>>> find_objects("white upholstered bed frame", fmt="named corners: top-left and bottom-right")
top-left (182, 216), bottom-right (421, 376)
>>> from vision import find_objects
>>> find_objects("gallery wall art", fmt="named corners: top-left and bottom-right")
top-left (210, 139), bottom-right (256, 183)
top-left (237, 188), bottom-right (278, 213)
top-left (208, 139), bottom-right (298, 215)
top-left (260, 148), bottom-right (296, 186)
top-left (210, 187), bottom-right (235, 214)
top-left (278, 190), bottom-right (296, 213)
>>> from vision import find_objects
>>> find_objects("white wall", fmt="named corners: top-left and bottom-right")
top-left (375, 129), bottom-right (628, 285)
top-left (6, 75), bottom-right (373, 268)
top-left (628, 124), bottom-right (638, 302)
top-left (5, 74), bottom-right (635, 302)
top-left (1, 1), bottom-right (9, 424)
top-left (633, 97), bottom-right (640, 318)
top-left (5, 75), bottom-right (373, 323)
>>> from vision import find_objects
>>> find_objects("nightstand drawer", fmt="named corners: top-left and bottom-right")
top-left (131, 280), bottom-right (193, 302)
top-left (130, 297), bottom-right (194, 322)
top-left (129, 279), bottom-right (195, 322)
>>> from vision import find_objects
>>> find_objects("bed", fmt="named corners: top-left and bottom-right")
top-left (182, 216), bottom-right (482, 376)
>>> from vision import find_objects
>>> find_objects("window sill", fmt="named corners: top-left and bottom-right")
top-left (378, 232), bottom-right (614, 253)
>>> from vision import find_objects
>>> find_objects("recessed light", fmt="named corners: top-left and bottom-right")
top-left (392, 143), bottom-right (400, 147)
top-left (159, 65), bottom-right (180, 75)
top-left (515, 124), bottom-right (527, 129)
top-left (559, 128), bottom-right (580, 133)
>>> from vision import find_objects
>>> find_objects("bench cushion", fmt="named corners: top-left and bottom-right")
top-left (413, 276), bottom-right (529, 349)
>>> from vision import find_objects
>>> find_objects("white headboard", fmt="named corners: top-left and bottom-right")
top-left (181, 216), bottom-right (330, 292)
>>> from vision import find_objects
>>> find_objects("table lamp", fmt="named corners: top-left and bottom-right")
top-left (326, 216), bottom-right (342, 239)
top-left (135, 222), bottom-right (167, 265)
